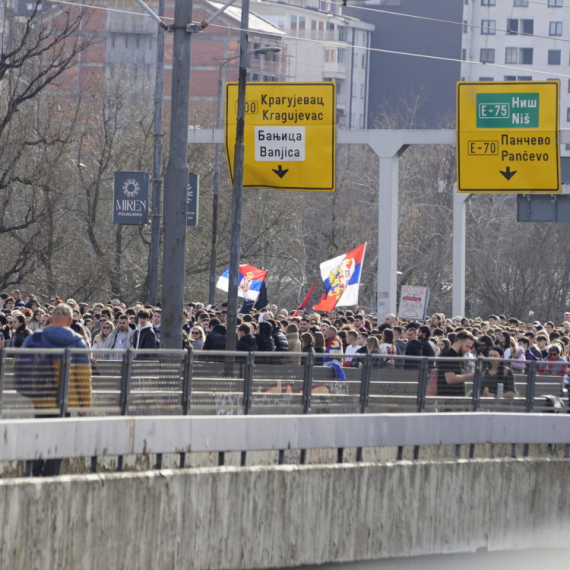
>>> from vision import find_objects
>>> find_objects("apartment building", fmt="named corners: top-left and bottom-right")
top-left (461, 0), bottom-right (570, 156)
top-left (252, 0), bottom-right (374, 129)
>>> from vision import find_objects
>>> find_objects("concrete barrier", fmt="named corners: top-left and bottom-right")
top-left (1, 458), bottom-right (569, 569)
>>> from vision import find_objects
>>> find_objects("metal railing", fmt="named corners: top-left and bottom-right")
top-left (0, 349), bottom-right (567, 419)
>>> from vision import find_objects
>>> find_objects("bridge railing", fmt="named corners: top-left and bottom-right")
top-left (0, 348), bottom-right (565, 418)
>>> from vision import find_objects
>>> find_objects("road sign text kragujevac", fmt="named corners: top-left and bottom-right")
top-left (225, 82), bottom-right (336, 192)
top-left (457, 81), bottom-right (560, 193)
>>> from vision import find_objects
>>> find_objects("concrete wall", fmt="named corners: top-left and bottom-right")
top-left (1, 458), bottom-right (570, 569)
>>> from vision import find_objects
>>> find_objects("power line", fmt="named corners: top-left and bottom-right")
top-left (330, 0), bottom-right (570, 45)
top-left (47, 0), bottom-right (570, 79)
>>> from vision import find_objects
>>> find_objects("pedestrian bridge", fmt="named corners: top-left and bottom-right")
top-left (1, 412), bottom-right (570, 569)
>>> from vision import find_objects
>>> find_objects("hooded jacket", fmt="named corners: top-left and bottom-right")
top-left (131, 322), bottom-right (158, 358)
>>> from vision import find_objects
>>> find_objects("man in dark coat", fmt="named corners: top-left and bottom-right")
top-left (203, 318), bottom-right (227, 351)
top-left (237, 323), bottom-right (258, 352)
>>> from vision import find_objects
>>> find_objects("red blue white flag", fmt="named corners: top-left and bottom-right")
top-left (313, 243), bottom-right (367, 312)
top-left (217, 264), bottom-right (268, 302)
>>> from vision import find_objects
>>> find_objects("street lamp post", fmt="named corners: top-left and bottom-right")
top-left (208, 46), bottom-right (281, 306)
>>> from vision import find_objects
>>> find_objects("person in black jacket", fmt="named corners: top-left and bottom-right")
top-left (268, 319), bottom-right (288, 364)
top-left (130, 308), bottom-right (158, 359)
top-left (418, 325), bottom-right (436, 358)
top-left (237, 323), bottom-right (258, 352)
top-left (255, 321), bottom-right (275, 353)
top-left (203, 318), bottom-right (227, 350)
top-left (404, 324), bottom-right (423, 369)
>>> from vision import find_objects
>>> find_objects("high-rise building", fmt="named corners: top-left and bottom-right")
top-left (251, 0), bottom-right (374, 129)
top-left (461, 0), bottom-right (570, 158)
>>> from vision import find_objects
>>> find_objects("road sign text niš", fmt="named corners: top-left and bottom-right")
top-left (457, 82), bottom-right (560, 193)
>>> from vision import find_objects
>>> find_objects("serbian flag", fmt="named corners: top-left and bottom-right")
top-left (217, 264), bottom-right (268, 301)
top-left (313, 243), bottom-right (366, 312)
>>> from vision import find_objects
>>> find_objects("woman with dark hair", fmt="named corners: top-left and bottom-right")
top-left (28, 309), bottom-right (44, 332)
top-left (314, 331), bottom-right (326, 354)
top-left (482, 345), bottom-right (516, 398)
top-left (301, 332), bottom-right (315, 353)
top-left (8, 314), bottom-right (31, 348)
top-left (379, 329), bottom-right (396, 369)
top-left (499, 331), bottom-right (512, 359)
top-left (0, 313), bottom-right (10, 341)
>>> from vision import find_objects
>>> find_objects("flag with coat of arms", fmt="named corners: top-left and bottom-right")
top-left (313, 243), bottom-right (366, 312)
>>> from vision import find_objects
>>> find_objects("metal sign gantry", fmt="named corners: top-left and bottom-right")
top-left (188, 127), bottom-right (570, 319)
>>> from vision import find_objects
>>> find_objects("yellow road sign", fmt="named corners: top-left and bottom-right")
top-left (457, 81), bottom-right (560, 193)
top-left (225, 82), bottom-right (336, 191)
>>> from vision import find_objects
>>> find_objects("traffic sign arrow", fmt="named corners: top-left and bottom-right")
top-left (272, 165), bottom-right (289, 178)
top-left (500, 166), bottom-right (517, 181)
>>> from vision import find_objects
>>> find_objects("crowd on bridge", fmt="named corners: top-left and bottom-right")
top-left (3, 288), bottom-right (570, 392)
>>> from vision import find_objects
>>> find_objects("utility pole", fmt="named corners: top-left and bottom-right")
top-left (149, 0), bottom-right (165, 306)
top-left (225, 0), bottom-right (250, 351)
top-left (161, 0), bottom-right (193, 349)
top-left (209, 46), bottom-right (280, 306)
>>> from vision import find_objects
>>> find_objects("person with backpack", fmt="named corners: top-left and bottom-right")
top-left (18, 303), bottom-right (92, 476)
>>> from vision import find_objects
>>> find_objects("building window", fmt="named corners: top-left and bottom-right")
top-left (462, 48), bottom-right (467, 60)
top-left (482, 0), bottom-right (495, 4)
top-left (360, 84), bottom-right (365, 99)
top-left (514, 0), bottom-right (529, 5)
top-left (481, 20), bottom-right (496, 34)
top-left (550, 22), bottom-right (562, 35)
top-left (504, 75), bottom-right (517, 80)
top-left (479, 77), bottom-right (494, 81)
top-left (505, 47), bottom-right (518, 63)
top-left (549, 0), bottom-right (563, 6)
top-left (362, 54), bottom-right (366, 68)
top-left (480, 48), bottom-right (495, 63)
top-left (549, 50), bottom-right (561, 64)
top-left (567, 108), bottom-right (570, 122)
top-left (507, 19), bottom-right (518, 34)
top-left (518, 76), bottom-right (532, 80)
top-left (338, 49), bottom-right (346, 63)
top-left (568, 78), bottom-right (570, 92)
top-left (519, 48), bottom-right (533, 64)
top-left (522, 19), bottom-right (533, 34)
top-left (464, 20), bottom-right (468, 33)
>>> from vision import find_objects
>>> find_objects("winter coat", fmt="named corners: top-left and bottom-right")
top-left (237, 333), bottom-right (258, 352)
top-left (21, 325), bottom-right (92, 409)
top-left (255, 322), bottom-right (275, 353)
top-left (203, 325), bottom-right (227, 351)
top-left (131, 323), bottom-right (158, 359)
top-left (285, 332), bottom-right (302, 365)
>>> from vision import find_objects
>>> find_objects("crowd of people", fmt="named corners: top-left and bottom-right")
top-left (4, 290), bottom-right (570, 384)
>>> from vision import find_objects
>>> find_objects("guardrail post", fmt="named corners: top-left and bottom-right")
top-left (0, 348), bottom-right (5, 416)
top-left (58, 349), bottom-right (70, 418)
top-left (120, 349), bottom-right (133, 416)
top-left (182, 348), bottom-right (193, 416)
top-left (356, 354), bottom-right (371, 462)
top-left (416, 357), bottom-right (429, 413)
top-left (472, 358), bottom-right (484, 412)
top-left (118, 349), bottom-right (133, 472)
top-left (526, 360), bottom-right (537, 413)
top-left (243, 351), bottom-right (254, 416)
top-left (360, 354), bottom-right (371, 414)
top-left (302, 351), bottom-right (314, 415)
top-left (300, 352), bottom-right (314, 465)
top-left (180, 348), bottom-right (193, 468)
